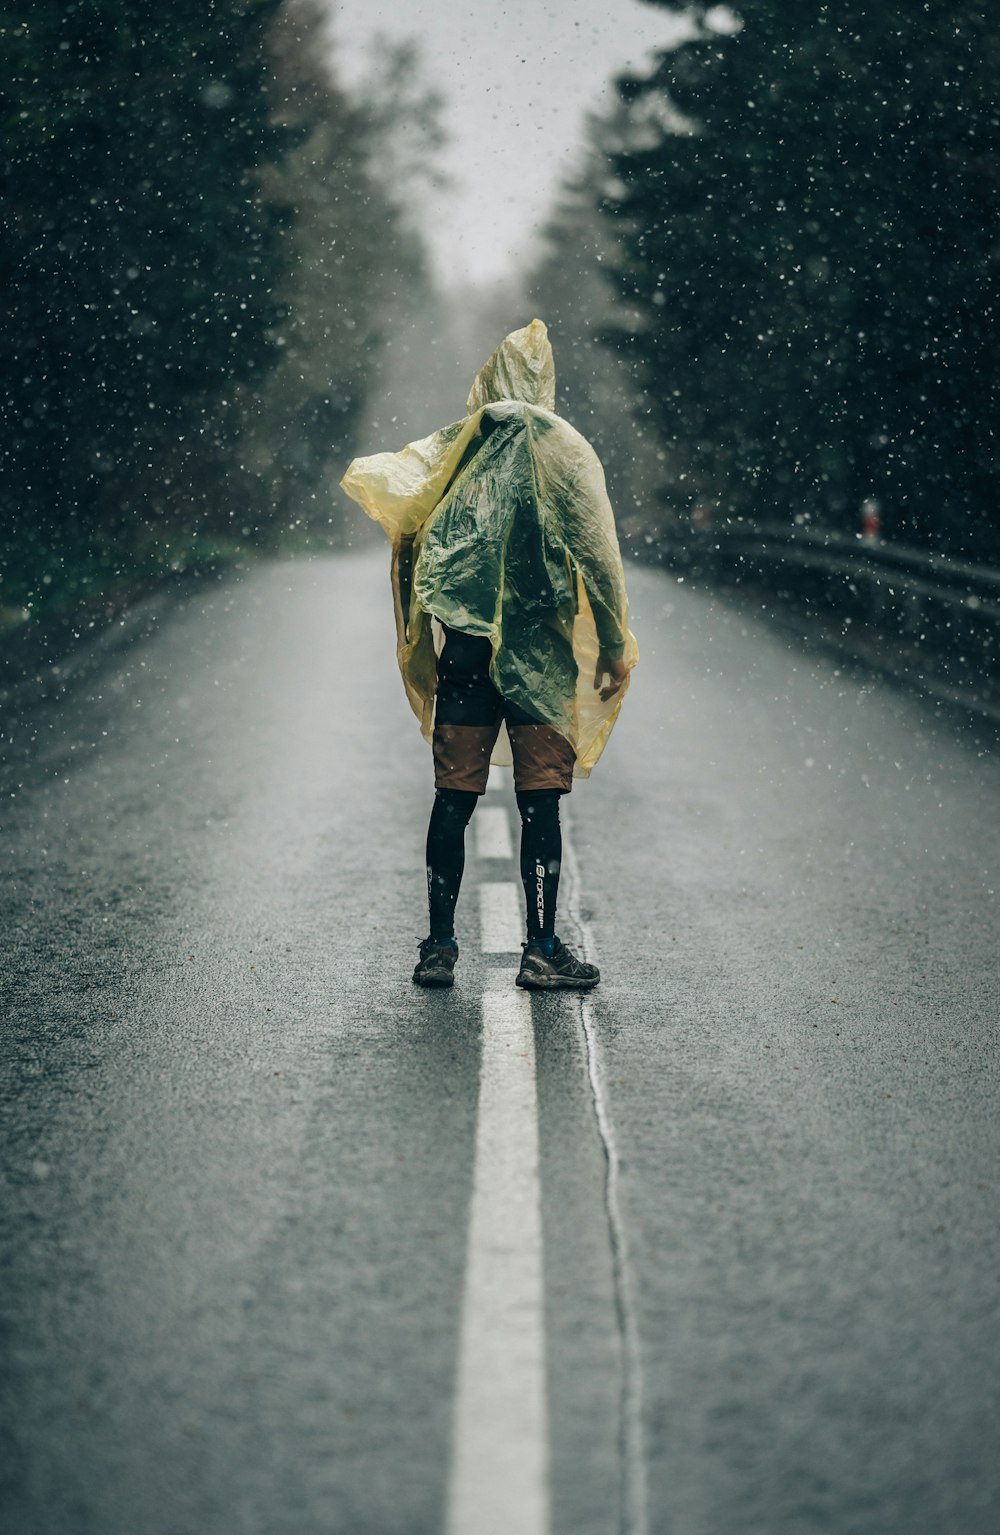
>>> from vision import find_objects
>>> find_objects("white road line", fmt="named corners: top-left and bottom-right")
top-left (445, 989), bottom-right (549, 1535)
top-left (486, 764), bottom-right (504, 791)
top-left (476, 805), bottom-right (514, 861)
top-left (479, 881), bottom-right (524, 953)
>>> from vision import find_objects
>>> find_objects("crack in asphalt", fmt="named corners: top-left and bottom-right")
top-left (561, 804), bottom-right (649, 1535)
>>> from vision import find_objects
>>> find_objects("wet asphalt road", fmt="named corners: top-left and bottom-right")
top-left (1, 549), bottom-right (998, 1535)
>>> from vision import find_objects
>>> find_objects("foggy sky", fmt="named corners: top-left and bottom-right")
top-left (327, 0), bottom-right (690, 286)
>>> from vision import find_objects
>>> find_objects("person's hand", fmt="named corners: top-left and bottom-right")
top-left (594, 653), bottom-right (627, 701)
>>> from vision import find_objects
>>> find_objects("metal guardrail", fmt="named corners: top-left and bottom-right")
top-left (633, 524), bottom-right (1000, 707)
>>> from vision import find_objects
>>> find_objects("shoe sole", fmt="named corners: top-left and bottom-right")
top-left (515, 973), bottom-right (600, 990)
top-left (413, 974), bottom-right (455, 988)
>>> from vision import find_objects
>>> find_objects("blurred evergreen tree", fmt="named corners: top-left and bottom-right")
top-left (527, 119), bottom-right (666, 542)
top-left (253, 7), bottom-right (436, 538)
top-left (0, 0), bottom-right (438, 612)
top-left (1, 0), bottom-right (292, 570)
top-left (600, 2), bottom-right (999, 556)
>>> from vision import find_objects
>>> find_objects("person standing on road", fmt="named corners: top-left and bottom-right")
top-left (341, 319), bottom-right (637, 990)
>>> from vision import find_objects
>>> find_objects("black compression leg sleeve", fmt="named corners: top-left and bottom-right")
top-left (426, 789), bottom-right (478, 940)
top-left (516, 790), bottom-right (562, 944)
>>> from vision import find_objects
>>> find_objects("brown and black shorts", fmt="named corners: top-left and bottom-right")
top-left (432, 626), bottom-right (575, 796)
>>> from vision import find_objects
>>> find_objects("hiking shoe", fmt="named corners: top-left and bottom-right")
top-left (516, 936), bottom-right (600, 990)
top-left (413, 938), bottom-right (458, 988)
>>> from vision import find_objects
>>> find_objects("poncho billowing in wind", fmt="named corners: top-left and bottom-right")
top-left (340, 319), bottom-right (638, 777)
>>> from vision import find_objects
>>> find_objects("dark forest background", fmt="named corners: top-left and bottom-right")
top-left (0, 0), bottom-right (438, 623)
top-left (2, 0), bottom-right (997, 634)
top-left (532, 0), bottom-right (999, 562)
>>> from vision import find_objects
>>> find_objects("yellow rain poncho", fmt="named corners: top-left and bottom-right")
top-left (340, 319), bottom-right (638, 777)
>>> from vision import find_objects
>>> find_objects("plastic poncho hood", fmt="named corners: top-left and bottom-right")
top-left (340, 319), bottom-right (638, 777)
